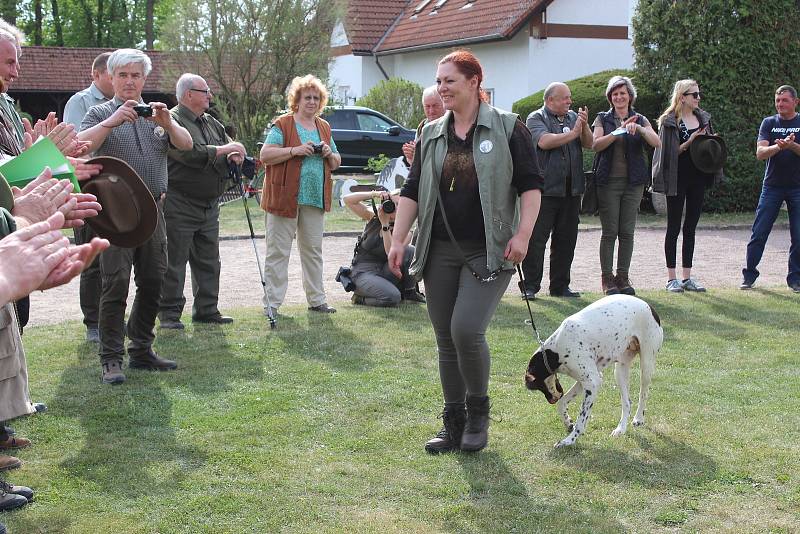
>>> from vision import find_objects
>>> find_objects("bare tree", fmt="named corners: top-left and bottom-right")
top-left (162, 0), bottom-right (338, 149)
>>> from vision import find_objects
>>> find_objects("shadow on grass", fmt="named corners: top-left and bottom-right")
top-left (47, 324), bottom-right (269, 501)
top-left (51, 362), bottom-right (206, 500)
top-left (269, 309), bottom-right (375, 372)
top-left (552, 428), bottom-right (717, 491)
top-left (445, 451), bottom-right (625, 532)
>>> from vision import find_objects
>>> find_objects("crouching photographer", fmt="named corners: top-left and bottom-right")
top-left (341, 189), bottom-right (425, 306)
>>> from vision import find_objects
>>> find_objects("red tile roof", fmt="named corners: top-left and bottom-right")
top-left (14, 46), bottom-right (220, 94)
top-left (375, 0), bottom-right (548, 54)
top-left (344, 0), bottom-right (410, 54)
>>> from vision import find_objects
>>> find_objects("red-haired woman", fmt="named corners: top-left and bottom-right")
top-left (388, 50), bottom-right (543, 453)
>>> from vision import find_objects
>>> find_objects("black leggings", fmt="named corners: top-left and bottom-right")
top-left (664, 179), bottom-right (706, 269)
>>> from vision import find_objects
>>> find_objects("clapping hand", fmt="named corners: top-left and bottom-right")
top-left (776, 132), bottom-right (796, 150)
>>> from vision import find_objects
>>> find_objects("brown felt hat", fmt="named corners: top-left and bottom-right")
top-left (80, 156), bottom-right (157, 248)
top-left (690, 134), bottom-right (728, 174)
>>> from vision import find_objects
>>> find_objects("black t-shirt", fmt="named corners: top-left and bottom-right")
top-left (678, 122), bottom-right (711, 186)
top-left (401, 119), bottom-right (543, 242)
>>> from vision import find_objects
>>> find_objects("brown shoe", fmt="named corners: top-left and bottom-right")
top-left (129, 350), bottom-right (177, 371)
top-left (101, 359), bottom-right (126, 384)
top-left (615, 273), bottom-right (636, 295)
top-left (0, 455), bottom-right (21, 471)
top-left (0, 436), bottom-right (30, 450)
top-left (602, 273), bottom-right (620, 295)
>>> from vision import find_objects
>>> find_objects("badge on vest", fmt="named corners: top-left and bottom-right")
top-left (154, 126), bottom-right (166, 139)
top-left (562, 126), bottom-right (571, 134)
top-left (479, 140), bottom-right (493, 153)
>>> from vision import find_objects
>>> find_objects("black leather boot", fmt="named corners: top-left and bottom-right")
top-left (424, 403), bottom-right (466, 454)
top-left (461, 395), bottom-right (490, 452)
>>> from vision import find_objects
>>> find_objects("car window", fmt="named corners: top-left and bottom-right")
top-left (324, 110), bottom-right (356, 129)
top-left (357, 112), bottom-right (393, 133)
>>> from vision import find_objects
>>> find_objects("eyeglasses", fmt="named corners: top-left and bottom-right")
top-left (683, 91), bottom-right (702, 99)
top-left (190, 88), bottom-right (213, 96)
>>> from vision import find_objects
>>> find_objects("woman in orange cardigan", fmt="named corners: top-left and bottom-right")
top-left (260, 75), bottom-right (341, 317)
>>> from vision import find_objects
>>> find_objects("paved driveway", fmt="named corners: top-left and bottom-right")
top-left (28, 226), bottom-right (794, 327)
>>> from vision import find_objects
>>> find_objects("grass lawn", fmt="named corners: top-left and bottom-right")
top-left (7, 289), bottom-right (799, 532)
top-left (217, 200), bottom-right (788, 238)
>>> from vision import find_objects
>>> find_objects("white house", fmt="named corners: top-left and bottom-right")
top-left (329, 0), bottom-right (639, 112)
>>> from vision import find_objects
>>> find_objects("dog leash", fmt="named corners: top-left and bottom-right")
top-left (516, 265), bottom-right (555, 375)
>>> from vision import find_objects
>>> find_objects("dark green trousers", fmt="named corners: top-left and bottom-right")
top-left (159, 191), bottom-right (222, 321)
top-left (597, 176), bottom-right (643, 276)
top-left (74, 224), bottom-right (101, 327)
top-left (99, 205), bottom-right (167, 362)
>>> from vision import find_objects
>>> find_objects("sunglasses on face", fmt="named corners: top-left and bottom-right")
top-left (683, 91), bottom-right (702, 99)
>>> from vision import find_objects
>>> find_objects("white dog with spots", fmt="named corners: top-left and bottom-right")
top-left (524, 295), bottom-right (663, 448)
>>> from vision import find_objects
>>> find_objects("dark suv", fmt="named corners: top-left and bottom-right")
top-left (322, 106), bottom-right (415, 171)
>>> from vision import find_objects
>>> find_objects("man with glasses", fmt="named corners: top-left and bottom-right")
top-left (741, 85), bottom-right (800, 292)
top-left (158, 73), bottom-right (247, 329)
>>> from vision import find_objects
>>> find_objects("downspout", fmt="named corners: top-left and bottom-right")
top-left (374, 55), bottom-right (390, 80)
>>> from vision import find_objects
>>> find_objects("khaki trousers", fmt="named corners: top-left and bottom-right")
top-left (263, 205), bottom-right (326, 309)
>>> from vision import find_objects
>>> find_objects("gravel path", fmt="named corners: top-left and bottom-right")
top-left (28, 225), bottom-right (794, 327)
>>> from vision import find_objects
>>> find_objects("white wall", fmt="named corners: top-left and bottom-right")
top-left (329, 0), bottom-right (639, 109)
top-left (329, 54), bottom-right (363, 104)
top-left (379, 30), bottom-right (531, 112)
top-left (526, 37), bottom-right (635, 97)
top-left (546, 0), bottom-right (631, 25)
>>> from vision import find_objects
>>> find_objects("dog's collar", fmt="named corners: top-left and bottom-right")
top-left (541, 348), bottom-right (557, 375)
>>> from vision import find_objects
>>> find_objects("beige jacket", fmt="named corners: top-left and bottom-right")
top-left (0, 303), bottom-right (34, 422)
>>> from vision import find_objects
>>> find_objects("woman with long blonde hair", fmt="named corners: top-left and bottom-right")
top-left (652, 79), bottom-right (723, 292)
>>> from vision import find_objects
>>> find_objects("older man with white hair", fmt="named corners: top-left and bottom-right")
top-left (402, 85), bottom-right (445, 164)
top-left (79, 48), bottom-right (192, 385)
top-left (158, 73), bottom-right (246, 330)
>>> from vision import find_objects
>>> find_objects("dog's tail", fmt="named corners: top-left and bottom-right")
top-left (647, 303), bottom-right (661, 326)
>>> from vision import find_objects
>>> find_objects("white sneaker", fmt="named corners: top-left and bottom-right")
top-left (665, 279), bottom-right (684, 293)
top-left (682, 278), bottom-right (706, 292)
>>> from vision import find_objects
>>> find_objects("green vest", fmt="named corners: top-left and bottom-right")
top-left (411, 102), bottom-right (520, 279)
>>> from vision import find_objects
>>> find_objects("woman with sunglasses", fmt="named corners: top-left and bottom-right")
top-left (388, 50), bottom-right (542, 453)
top-left (653, 79), bottom-right (723, 292)
top-left (591, 75), bottom-right (660, 295)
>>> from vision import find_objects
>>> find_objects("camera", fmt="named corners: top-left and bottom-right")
top-left (335, 266), bottom-right (355, 292)
top-left (381, 198), bottom-right (396, 214)
top-left (133, 104), bottom-right (153, 117)
top-left (312, 142), bottom-right (324, 154)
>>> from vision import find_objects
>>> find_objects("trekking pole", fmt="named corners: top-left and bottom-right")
top-left (229, 160), bottom-right (276, 329)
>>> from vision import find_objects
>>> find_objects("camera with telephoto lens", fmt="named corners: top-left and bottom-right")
top-left (133, 104), bottom-right (153, 117)
top-left (335, 266), bottom-right (355, 292)
top-left (312, 142), bottom-right (324, 154)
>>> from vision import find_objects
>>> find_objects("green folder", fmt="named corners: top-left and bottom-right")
top-left (0, 136), bottom-right (80, 192)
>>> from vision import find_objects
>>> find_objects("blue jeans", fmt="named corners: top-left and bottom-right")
top-left (742, 184), bottom-right (800, 286)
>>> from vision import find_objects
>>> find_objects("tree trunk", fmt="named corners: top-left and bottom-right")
top-left (96, 0), bottom-right (104, 47)
top-left (145, 0), bottom-right (155, 49)
top-left (34, 0), bottom-right (43, 45)
top-left (51, 0), bottom-right (64, 46)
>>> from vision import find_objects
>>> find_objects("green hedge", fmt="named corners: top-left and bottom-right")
top-left (512, 70), bottom-right (666, 174)
top-left (356, 78), bottom-right (424, 130)
top-left (512, 69), bottom-right (664, 127)
top-left (633, 0), bottom-right (800, 212)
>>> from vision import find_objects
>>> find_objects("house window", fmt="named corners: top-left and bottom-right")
top-left (483, 88), bottom-right (494, 106)
top-left (413, 0), bottom-right (433, 14)
top-left (462, 1), bottom-right (475, 9)
top-left (434, 0), bottom-right (448, 8)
